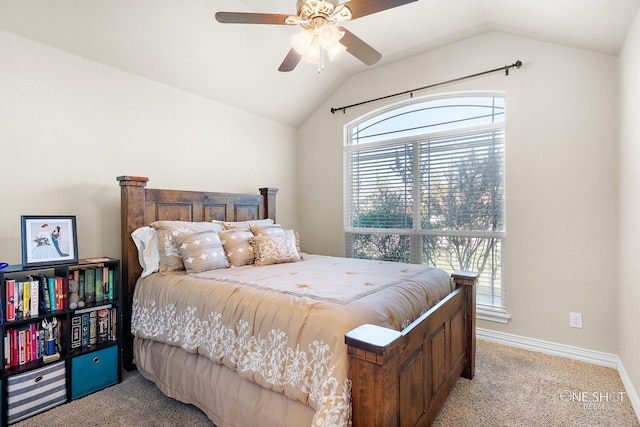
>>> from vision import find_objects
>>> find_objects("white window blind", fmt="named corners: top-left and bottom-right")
top-left (345, 94), bottom-right (506, 309)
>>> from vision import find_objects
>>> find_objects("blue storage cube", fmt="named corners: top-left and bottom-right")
top-left (71, 346), bottom-right (118, 400)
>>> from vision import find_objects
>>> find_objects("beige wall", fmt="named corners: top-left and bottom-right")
top-left (0, 31), bottom-right (298, 264)
top-left (298, 32), bottom-right (619, 353)
top-left (619, 7), bottom-right (640, 411)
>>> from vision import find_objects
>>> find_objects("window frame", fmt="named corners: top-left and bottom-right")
top-left (344, 92), bottom-right (509, 322)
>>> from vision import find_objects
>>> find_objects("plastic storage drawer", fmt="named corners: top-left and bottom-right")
top-left (7, 361), bottom-right (67, 424)
top-left (71, 346), bottom-right (118, 400)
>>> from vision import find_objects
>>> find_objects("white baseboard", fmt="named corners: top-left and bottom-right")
top-left (476, 327), bottom-right (640, 421)
top-left (476, 328), bottom-right (618, 367)
top-left (617, 356), bottom-right (640, 422)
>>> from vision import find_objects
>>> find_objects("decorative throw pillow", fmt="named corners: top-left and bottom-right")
top-left (151, 221), bottom-right (224, 274)
top-left (249, 223), bottom-right (285, 237)
top-left (220, 218), bottom-right (274, 230)
top-left (250, 234), bottom-right (301, 266)
top-left (131, 226), bottom-right (160, 277)
top-left (174, 231), bottom-right (229, 274)
top-left (218, 229), bottom-right (256, 267)
top-left (285, 229), bottom-right (303, 259)
top-left (249, 224), bottom-right (303, 258)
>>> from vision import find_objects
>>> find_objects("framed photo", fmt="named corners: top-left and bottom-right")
top-left (21, 215), bottom-right (78, 267)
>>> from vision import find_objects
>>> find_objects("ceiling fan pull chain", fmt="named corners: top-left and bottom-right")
top-left (318, 48), bottom-right (325, 73)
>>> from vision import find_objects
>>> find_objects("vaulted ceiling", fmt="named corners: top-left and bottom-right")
top-left (1, 0), bottom-right (638, 127)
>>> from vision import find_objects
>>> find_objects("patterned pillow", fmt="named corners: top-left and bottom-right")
top-left (218, 229), bottom-right (256, 267)
top-left (250, 234), bottom-right (301, 266)
top-left (151, 221), bottom-right (224, 273)
top-left (249, 225), bottom-right (303, 258)
top-left (249, 223), bottom-right (285, 237)
top-left (219, 218), bottom-right (274, 230)
top-left (285, 229), bottom-right (303, 259)
top-left (174, 231), bottom-right (229, 274)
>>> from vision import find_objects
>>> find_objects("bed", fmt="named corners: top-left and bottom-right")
top-left (117, 175), bottom-right (477, 427)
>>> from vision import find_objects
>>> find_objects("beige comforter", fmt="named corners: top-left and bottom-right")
top-left (131, 254), bottom-right (452, 426)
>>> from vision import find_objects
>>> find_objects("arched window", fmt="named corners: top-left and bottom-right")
top-left (344, 93), bottom-right (507, 314)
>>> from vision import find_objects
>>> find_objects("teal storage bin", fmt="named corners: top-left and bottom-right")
top-left (71, 346), bottom-right (118, 400)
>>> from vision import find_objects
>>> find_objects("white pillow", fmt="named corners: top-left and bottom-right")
top-left (131, 226), bottom-right (160, 278)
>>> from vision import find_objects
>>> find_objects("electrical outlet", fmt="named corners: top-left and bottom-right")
top-left (569, 312), bottom-right (583, 328)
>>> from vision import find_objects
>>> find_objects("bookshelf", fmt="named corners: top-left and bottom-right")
top-left (0, 258), bottom-right (122, 425)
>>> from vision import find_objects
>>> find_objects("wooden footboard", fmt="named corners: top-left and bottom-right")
top-left (346, 272), bottom-right (477, 427)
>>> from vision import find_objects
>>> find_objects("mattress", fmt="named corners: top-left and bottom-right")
top-left (131, 254), bottom-right (452, 426)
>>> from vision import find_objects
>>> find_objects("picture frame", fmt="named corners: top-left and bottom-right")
top-left (21, 215), bottom-right (78, 267)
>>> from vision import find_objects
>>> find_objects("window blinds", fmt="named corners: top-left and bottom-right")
top-left (345, 95), bottom-right (506, 308)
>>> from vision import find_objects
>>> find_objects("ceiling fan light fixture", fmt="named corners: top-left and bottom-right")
top-left (291, 29), bottom-right (315, 56)
top-left (317, 23), bottom-right (343, 49)
top-left (327, 41), bottom-right (347, 61)
top-left (301, 43), bottom-right (322, 64)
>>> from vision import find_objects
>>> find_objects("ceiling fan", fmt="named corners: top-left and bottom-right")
top-left (215, 0), bottom-right (418, 72)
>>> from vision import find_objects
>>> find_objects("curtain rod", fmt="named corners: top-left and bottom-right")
top-left (330, 60), bottom-right (523, 114)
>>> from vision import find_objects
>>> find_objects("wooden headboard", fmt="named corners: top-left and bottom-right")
top-left (117, 175), bottom-right (278, 370)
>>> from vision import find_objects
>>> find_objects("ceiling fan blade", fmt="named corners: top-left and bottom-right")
top-left (215, 12), bottom-right (292, 25)
top-left (278, 48), bottom-right (302, 72)
top-left (344, 0), bottom-right (418, 20)
top-left (339, 28), bottom-right (382, 65)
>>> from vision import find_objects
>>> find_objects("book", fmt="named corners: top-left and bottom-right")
top-left (95, 268), bottom-right (104, 302)
top-left (97, 309), bottom-right (109, 343)
top-left (30, 323), bottom-right (37, 361)
top-left (110, 308), bottom-right (117, 341)
top-left (55, 276), bottom-right (65, 310)
top-left (81, 257), bottom-right (111, 263)
top-left (81, 312), bottom-right (89, 348)
top-left (16, 281), bottom-right (24, 320)
top-left (55, 319), bottom-right (61, 354)
top-left (85, 269), bottom-right (95, 303)
top-left (30, 279), bottom-right (39, 317)
top-left (77, 269), bottom-right (85, 305)
top-left (47, 277), bottom-right (57, 311)
top-left (38, 273), bottom-right (50, 313)
top-left (62, 275), bottom-right (67, 309)
top-left (4, 332), bottom-right (10, 367)
top-left (6, 279), bottom-right (15, 321)
top-left (10, 329), bottom-right (18, 367)
top-left (107, 269), bottom-right (114, 301)
top-left (71, 315), bottom-right (82, 349)
top-left (18, 329), bottom-right (26, 365)
top-left (23, 279), bottom-right (30, 318)
top-left (89, 310), bottom-right (97, 346)
top-left (39, 329), bottom-right (45, 358)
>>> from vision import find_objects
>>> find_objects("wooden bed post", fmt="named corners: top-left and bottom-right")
top-left (346, 271), bottom-right (478, 427)
top-left (117, 175), bottom-right (148, 371)
top-left (259, 187), bottom-right (278, 222)
top-left (452, 271), bottom-right (478, 379)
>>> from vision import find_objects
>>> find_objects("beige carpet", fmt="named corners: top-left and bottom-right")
top-left (14, 340), bottom-right (639, 426)
top-left (434, 341), bottom-right (638, 427)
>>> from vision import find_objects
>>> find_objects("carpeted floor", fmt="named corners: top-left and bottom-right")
top-left (433, 341), bottom-right (638, 427)
top-left (14, 340), bottom-right (639, 426)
